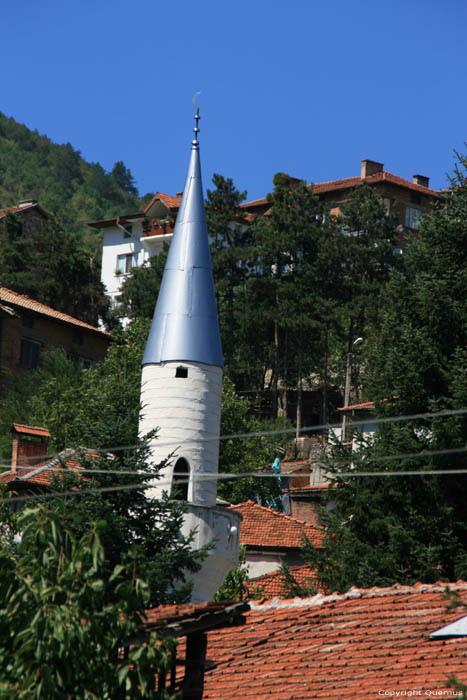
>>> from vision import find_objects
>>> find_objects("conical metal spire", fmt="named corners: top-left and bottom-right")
top-left (142, 110), bottom-right (223, 368)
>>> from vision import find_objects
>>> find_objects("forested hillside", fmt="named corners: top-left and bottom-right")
top-left (0, 112), bottom-right (150, 251)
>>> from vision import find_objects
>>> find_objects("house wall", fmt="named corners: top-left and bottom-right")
top-left (287, 496), bottom-right (324, 527)
top-left (0, 310), bottom-right (109, 381)
top-left (100, 221), bottom-right (147, 303)
top-left (321, 181), bottom-right (434, 236)
top-left (245, 550), bottom-right (304, 579)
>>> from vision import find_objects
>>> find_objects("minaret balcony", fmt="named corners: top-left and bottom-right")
top-left (181, 504), bottom-right (242, 603)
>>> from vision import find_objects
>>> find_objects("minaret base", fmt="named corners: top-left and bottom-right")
top-left (181, 504), bottom-right (241, 602)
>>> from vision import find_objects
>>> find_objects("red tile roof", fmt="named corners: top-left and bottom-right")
top-left (0, 288), bottom-right (109, 336)
top-left (0, 448), bottom-right (100, 486)
top-left (338, 400), bottom-right (376, 412)
top-left (230, 500), bottom-right (323, 549)
top-left (242, 169), bottom-right (440, 211)
top-left (247, 565), bottom-right (318, 598)
top-left (145, 601), bottom-right (231, 627)
top-left (87, 193), bottom-right (182, 229)
top-left (144, 192), bottom-right (182, 212)
top-left (203, 581), bottom-right (467, 699)
top-left (0, 203), bottom-right (47, 218)
top-left (11, 423), bottom-right (51, 438)
top-left (0, 206), bottom-right (21, 217)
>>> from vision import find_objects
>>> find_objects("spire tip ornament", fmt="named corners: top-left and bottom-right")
top-left (192, 92), bottom-right (201, 148)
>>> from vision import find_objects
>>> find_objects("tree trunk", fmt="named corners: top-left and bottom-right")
top-left (321, 324), bottom-right (329, 444)
top-left (296, 325), bottom-right (303, 439)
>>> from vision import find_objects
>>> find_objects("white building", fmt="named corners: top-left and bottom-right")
top-left (88, 192), bottom-right (182, 314)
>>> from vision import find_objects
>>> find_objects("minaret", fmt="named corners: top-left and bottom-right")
top-left (139, 109), bottom-right (240, 601)
top-left (139, 108), bottom-right (223, 506)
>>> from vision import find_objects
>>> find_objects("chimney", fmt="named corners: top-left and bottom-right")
top-left (18, 199), bottom-right (38, 208)
top-left (361, 159), bottom-right (384, 179)
top-left (176, 191), bottom-right (183, 198)
top-left (10, 423), bottom-right (51, 472)
top-left (413, 174), bottom-right (430, 188)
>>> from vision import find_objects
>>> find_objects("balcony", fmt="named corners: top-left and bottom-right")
top-left (181, 504), bottom-right (242, 602)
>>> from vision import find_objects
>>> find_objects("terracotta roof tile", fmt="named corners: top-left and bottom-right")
top-left (337, 400), bottom-right (376, 412)
top-left (0, 287), bottom-right (109, 336)
top-left (242, 170), bottom-right (440, 211)
top-left (0, 206), bottom-right (21, 217)
top-left (0, 448), bottom-right (100, 486)
top-left (143, 191), bottom-right (182, 214)
top-left (145, 601), bottom-right (229, 626)
top-left (203, 581), bottom-right (467, 699)
top-left (231, 500), bottom-right (323, 548)
top-left (11, 423), bottom-right (51, 438)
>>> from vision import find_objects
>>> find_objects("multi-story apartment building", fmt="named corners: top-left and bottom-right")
top-left (91, 158), bottom-right (440, 311)
top-left (242, 159), bottom-right (439, 251)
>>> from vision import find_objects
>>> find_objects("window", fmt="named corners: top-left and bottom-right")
top-left (20, 339), bottom-right (41, 368)
top-left (405, 207), bottom-right (423, 229)
top-left (116, 252), bottom-right (138, 274)
top-left (122, 224), bottom-right (133, 238)
top-left (172, 458), bottom-right (190, 500)
top-left (77, 357), bottom-right (93, 370)
top-left (175, 366), bottom-right (188, 378)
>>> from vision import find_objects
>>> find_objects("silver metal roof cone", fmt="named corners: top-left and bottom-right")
top-left (142, 110), bottom-right (223, 368)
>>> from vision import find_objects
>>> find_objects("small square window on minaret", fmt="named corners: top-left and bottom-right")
top-left (175, 366), bottom-right (188, 378)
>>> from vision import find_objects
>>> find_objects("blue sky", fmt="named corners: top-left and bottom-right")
top-left (1, 0), bottom-right (466, 202)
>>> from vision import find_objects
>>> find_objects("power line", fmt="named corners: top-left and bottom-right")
top-left (5, 465), bottom-right (467, 505)
top-left (2, 406), bottom-right (466, 470)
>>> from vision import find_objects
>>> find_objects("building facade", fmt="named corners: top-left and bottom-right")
top-left (0, 287), bottom-right (110, 385)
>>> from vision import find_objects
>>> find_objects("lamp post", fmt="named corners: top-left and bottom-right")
top-left (342, 337), bottom-right (363, 444)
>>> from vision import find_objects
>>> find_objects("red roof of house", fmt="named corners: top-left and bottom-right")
top-left (0, 202), bottom-right (47, 219)
top-left (242, 169), bottom-right (440, 212)
top-left (203, 581), bottom-right (467, 699)
top-left (144, 191), bottom-right (182, 212)
top-left (0, 206), bottom-right (21, 217)
top-left (145, 601), bottom-right (231, 627)
top-left (0, 287), bottom-right (109, 336)
top-left (247, 564), bottom-right (318, 598)
top-left (337, 400), bottom-right (376, 412)
top-left (87, 192), bottom-right (183, 229)
top-left (11, 423), bottom-right (51, 438)
top-left (0, 448), bottom-right (100, 486)
top-left (231, 500), bottom-right (323, 549)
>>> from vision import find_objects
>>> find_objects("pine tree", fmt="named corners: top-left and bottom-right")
top-left (301, 152), bottom-right (467, 593)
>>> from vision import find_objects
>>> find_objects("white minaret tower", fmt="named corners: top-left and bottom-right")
top-left (139, 108), bottom-right (240, 601)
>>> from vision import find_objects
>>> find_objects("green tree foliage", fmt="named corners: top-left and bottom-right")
top-left (119, 246), bottom-right (169, 321)
top-left (0, 321), bottom-right (204, 605)
top-left (218, 377), bottom-right (289, 505)
top-left (337, 182), bottom-right (400, 390)
top-left (0, 504), bottom-right (178, 699)
top-left (301, 152), bottom-right (467, 593)
top-left (250, 173), bottom-right (341, 422)
top-left (0, 212), bottom-right (111, 326)
top-left (0, 112), bottom-right (146, 250)
top-left (214, 545), bottom-right (264, 601)
top-left (111, 160), bottom-right (138, 195)
top-left (206, 174), bottom-right (249, 370)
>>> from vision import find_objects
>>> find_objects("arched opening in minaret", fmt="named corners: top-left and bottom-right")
top-left (172, 457), bottom-right (190, 500)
